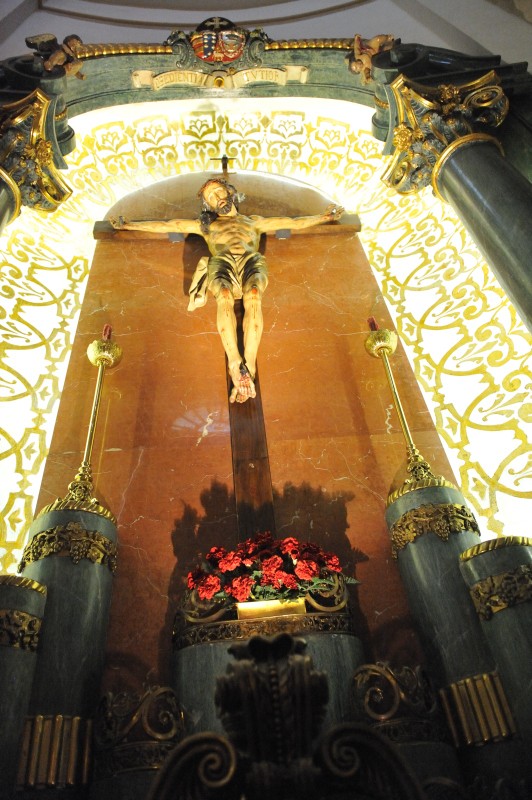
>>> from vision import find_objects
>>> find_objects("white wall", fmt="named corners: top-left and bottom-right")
top-left (0, 0), bottom-right (530, 65)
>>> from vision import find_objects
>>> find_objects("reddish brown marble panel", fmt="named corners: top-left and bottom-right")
top-left (37, 190), bottom-right (454, 691)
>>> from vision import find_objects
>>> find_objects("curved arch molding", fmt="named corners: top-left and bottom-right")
top-left (0, 96), bottom-right (529, 572)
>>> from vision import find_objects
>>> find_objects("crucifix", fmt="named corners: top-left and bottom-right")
top-left (94, 163), bottom-right (359, 536)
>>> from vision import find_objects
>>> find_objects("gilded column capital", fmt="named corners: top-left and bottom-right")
top-left (381, 71), bottom-right (509, 196)
top-left (0, 88), bottom-right (71, 219)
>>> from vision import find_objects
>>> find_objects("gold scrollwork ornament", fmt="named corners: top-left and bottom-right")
top-left (469, 564), bottom-right (532, 620)
top-left (0, 609), bottom-right (42, 650)
top-left (18, 521), bottom-right (117, 573)
top-left (390, 503), bottom-right (480, 558)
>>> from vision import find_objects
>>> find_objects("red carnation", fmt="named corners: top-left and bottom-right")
top-left (206, 546), bottom-right (227, 565)
top-left (226, 575), bottom-right (254, 602)
top-left (187, 568), bottom-right (204, 590)
top-left (295, 559), bottom-right (320, 581)
top-left (324, 553), bottom-right (342, 572)
top-left (277, 571), bottom-right (299, 590)
top-left (254, 531), bottom-right (275, 551)
top-left (261, 554), bottom-right (283, 583)
top-left (300, 542), bottom-right (322, 559)
top-left (279, 537), bottom-right (300, 559)
top-left (196, 574), bottom-right (222, 600)
top-left (218, 550), bottom-right (242, 573)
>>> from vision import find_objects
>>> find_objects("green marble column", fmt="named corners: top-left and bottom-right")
top-left (15, 333), bottom-right (122, 796)
top-left (0, 171), bottom-right (20, 235)
top-left (433, 139), bottom-right (532, 330)
top-left (17, 507), bottom-right (117, 795)
top-left (0, 575), bottom-right (47, 799)
top-left (459, 537), bottom-right (532, 753)
top-left (386, 483), bottom-right (529, 792)
top-left (382, 71), bottom-right (531, 331)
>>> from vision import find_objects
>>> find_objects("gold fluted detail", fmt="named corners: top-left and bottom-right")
top-left (0, 575), bottom-right (47, 594)
top-left (364, 324), bottom-right (453, 503)
top-left (17, 716), bottom-right (93, 789)
top-left (37, 329), bottom-right (122, 522)
top-left (460, 536), bottom-right (532, 562)
top-left (439, 672), bottom-right (516, 747)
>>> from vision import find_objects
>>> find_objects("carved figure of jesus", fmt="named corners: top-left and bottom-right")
top-left (111, 178), bottom-right (343, 403)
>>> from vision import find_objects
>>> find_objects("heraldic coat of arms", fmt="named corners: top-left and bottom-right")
top-left (190, 17), bottom-right (247, 63)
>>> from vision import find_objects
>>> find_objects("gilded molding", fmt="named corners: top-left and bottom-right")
top-left (374, 96), bottom-right (389, 109)
top-left (0, 89), bottom-right (72, 212)
top-left (431, 132), bottom-right (504, 201)
top-left (469, 564), bottom-right (532, 620)
top-left (390, 502), bottom-right (480, 558)
top-left (0, 165), bottom-right (22, 222)
top-left (76, 43), bottom-right (173, 58)
top-left (460, 536), bottom-right (532, 562)
top-left (0, 575), bottom-right (47, 595)
top-left (0, 609), bottom-right (42, 650)
top-left (18, 521), bottom-right (117, 573)
top-left (17, 716), bottom-right (92, 789)
top-left (439, 672), bottom-right (516, 748)
top-left (174, 612), bottom-right (355, 650)
top-left (265, 39), bottom-right (352, 50)
top-left (387, 476), bottom-right (456, 504)
top-left (382, 71), bottom-right (509, 195)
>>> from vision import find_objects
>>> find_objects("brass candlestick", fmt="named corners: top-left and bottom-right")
top-left (39, 325), bottom-right (122, 521)
top-left (364, 318), bottom-right (452, 500)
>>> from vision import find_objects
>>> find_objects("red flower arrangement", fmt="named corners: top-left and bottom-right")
top-left (186, 532), bottom-right (356, 605)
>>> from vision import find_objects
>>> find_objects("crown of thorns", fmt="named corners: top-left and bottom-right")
top-left (198, 178), bottom-right (245, 208)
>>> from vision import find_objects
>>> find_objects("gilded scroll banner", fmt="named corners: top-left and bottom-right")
top-left (131, 65), bottom-right (308, 91)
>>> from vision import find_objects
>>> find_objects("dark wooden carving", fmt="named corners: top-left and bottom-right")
top-left (150, 633), bottom-right (427, 800)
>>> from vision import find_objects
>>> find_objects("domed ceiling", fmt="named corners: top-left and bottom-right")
top-left (41, 0), bottom-right (366, 26)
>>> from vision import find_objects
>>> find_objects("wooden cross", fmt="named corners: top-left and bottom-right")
top-left (209, 154), bottom-right (235, 180)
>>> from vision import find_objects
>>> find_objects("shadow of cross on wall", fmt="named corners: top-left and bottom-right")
top-left (158, 479), bottom-right (371, 679)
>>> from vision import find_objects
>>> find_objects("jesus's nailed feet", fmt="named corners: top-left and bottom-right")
top-left (229, 361), bottom-right (256, 404)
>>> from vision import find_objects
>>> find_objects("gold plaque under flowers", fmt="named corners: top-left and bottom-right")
top-left (236, 597), bottom-right (307, 620)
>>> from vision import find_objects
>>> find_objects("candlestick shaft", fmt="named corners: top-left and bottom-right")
top-left (83, 362), bottom-right (106, 466)
top-left (380, 349), bottom-right (416, 452)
